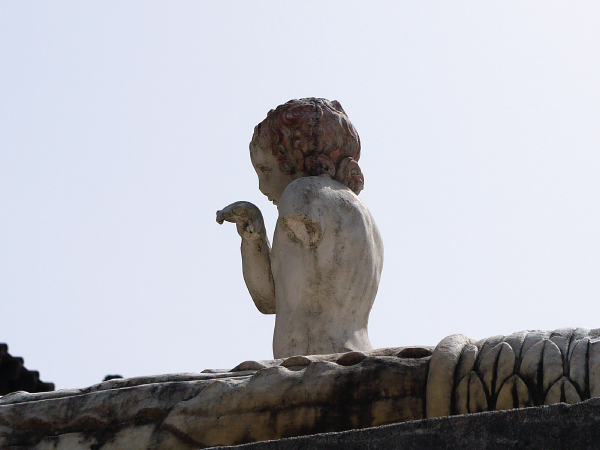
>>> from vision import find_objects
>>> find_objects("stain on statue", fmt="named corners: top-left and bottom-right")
top-left (217, 98), bottom-right (383, 358)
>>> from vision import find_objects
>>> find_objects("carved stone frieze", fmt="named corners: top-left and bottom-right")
top-left (426, 327), bottom-right (600, 418)
top-left (4, 328), bottom-right (600, 448)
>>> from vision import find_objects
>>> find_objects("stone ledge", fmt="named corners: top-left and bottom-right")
top-left (0, 348), bottom-right (432, 449)
top-left (218, 397), bottom-right (600, 450)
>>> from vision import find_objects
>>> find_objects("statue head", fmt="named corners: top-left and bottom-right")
top-left (250, 98), bottom-right (364, 204)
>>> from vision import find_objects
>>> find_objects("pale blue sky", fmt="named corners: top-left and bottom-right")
top-left (1, 2), bottom-right (600, 389)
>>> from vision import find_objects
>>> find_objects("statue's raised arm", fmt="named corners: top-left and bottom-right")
top-left (216, 201), bottom-right (275, 314)
top-left (218, 98), bottom-right (383, 358)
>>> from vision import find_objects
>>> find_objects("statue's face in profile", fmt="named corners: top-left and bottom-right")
top-left (250, 141), bottom-right (298, 205)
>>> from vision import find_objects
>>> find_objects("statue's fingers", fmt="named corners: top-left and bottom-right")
top-left (216, 209), bottom-right (237, 224)
top-left (216, 201), bottom-right (257, 225)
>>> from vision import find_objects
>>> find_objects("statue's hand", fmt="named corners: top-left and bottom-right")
top-left (216, 201), bottom-right (265, 240)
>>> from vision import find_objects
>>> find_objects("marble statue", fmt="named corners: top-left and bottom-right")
top-left (217, 98), bottom-right (383, 358)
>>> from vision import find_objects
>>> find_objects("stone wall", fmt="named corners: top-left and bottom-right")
top-left (220, 398), bottom-right (600, 450)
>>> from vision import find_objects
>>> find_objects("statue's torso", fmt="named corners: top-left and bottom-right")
top-left (271, 176), bottom-right (384, 358)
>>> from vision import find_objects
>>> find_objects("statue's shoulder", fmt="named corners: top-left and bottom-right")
top-left (279, 176), bottom-right (360, 215)
top-left (277, 177), bottom-right (368, 249)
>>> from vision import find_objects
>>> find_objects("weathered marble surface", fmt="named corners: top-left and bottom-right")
top-left (4, 327), bottom-right (600, 449)
top-left (0, 347), bottom-right (431, 449)
top-left (217, 98), bottom-right (383, 358)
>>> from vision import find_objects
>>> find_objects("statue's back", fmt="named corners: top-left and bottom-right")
top-left (271, 176), bottom-right (384, 358)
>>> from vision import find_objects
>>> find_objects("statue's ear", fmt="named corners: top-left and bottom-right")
top-left (336, 157), bottom-right (364, 195)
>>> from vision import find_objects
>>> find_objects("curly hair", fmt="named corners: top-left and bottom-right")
top-left (251, 98), bottom-right (364, 195)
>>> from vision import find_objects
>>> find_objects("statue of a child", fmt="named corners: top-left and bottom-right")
top-left (217, 98), bottom-right (383, 358)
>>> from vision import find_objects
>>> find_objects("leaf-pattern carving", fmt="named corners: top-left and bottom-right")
top-left (426, 334), bottom-right (476, 419)
top-left (496, 375), bottom-right (533, 411)
top-left (455, 372), bottom-right (489, 415)
top-left (495, 342), bottom-right (517, 394)
top-left (467, 372), bottom-right (488, 414)
top-left (520, 340), bottom-right (546, 389)
top-left (544, 377), bottom-right (581, 405)
top-left (455, 374), bottom-right (470, 415)
top-left (520, 339), bottom-right (563, 395)
top-left (589, 338), bottom-right (600, 398)
top-left (520, 331), bottom-right (550, 361)
top-left (550, 335), bottom-right (569, 366)
top-left (551, 327), bottom-right (575, 342)
top-left (520, 339), bottom-right (544, 388)
top-left (503, 330), bottom-right (528, 360)
top-left (569, 337), bottom-right (589, 396)
top-left (564, 379), bottom-right (581, 404)
top-left (479, 342), bottom-right (515, 398)
top-left (567, 328), bottom-right (591, 361)
top-left (475, 335), bottom-right (504, 370)
top-left (542, 339), bottom-right (564, 393)
top-left (441, 329), bottom-right (600, 419)
top-left (455, 344), bottom-right (478, 383)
